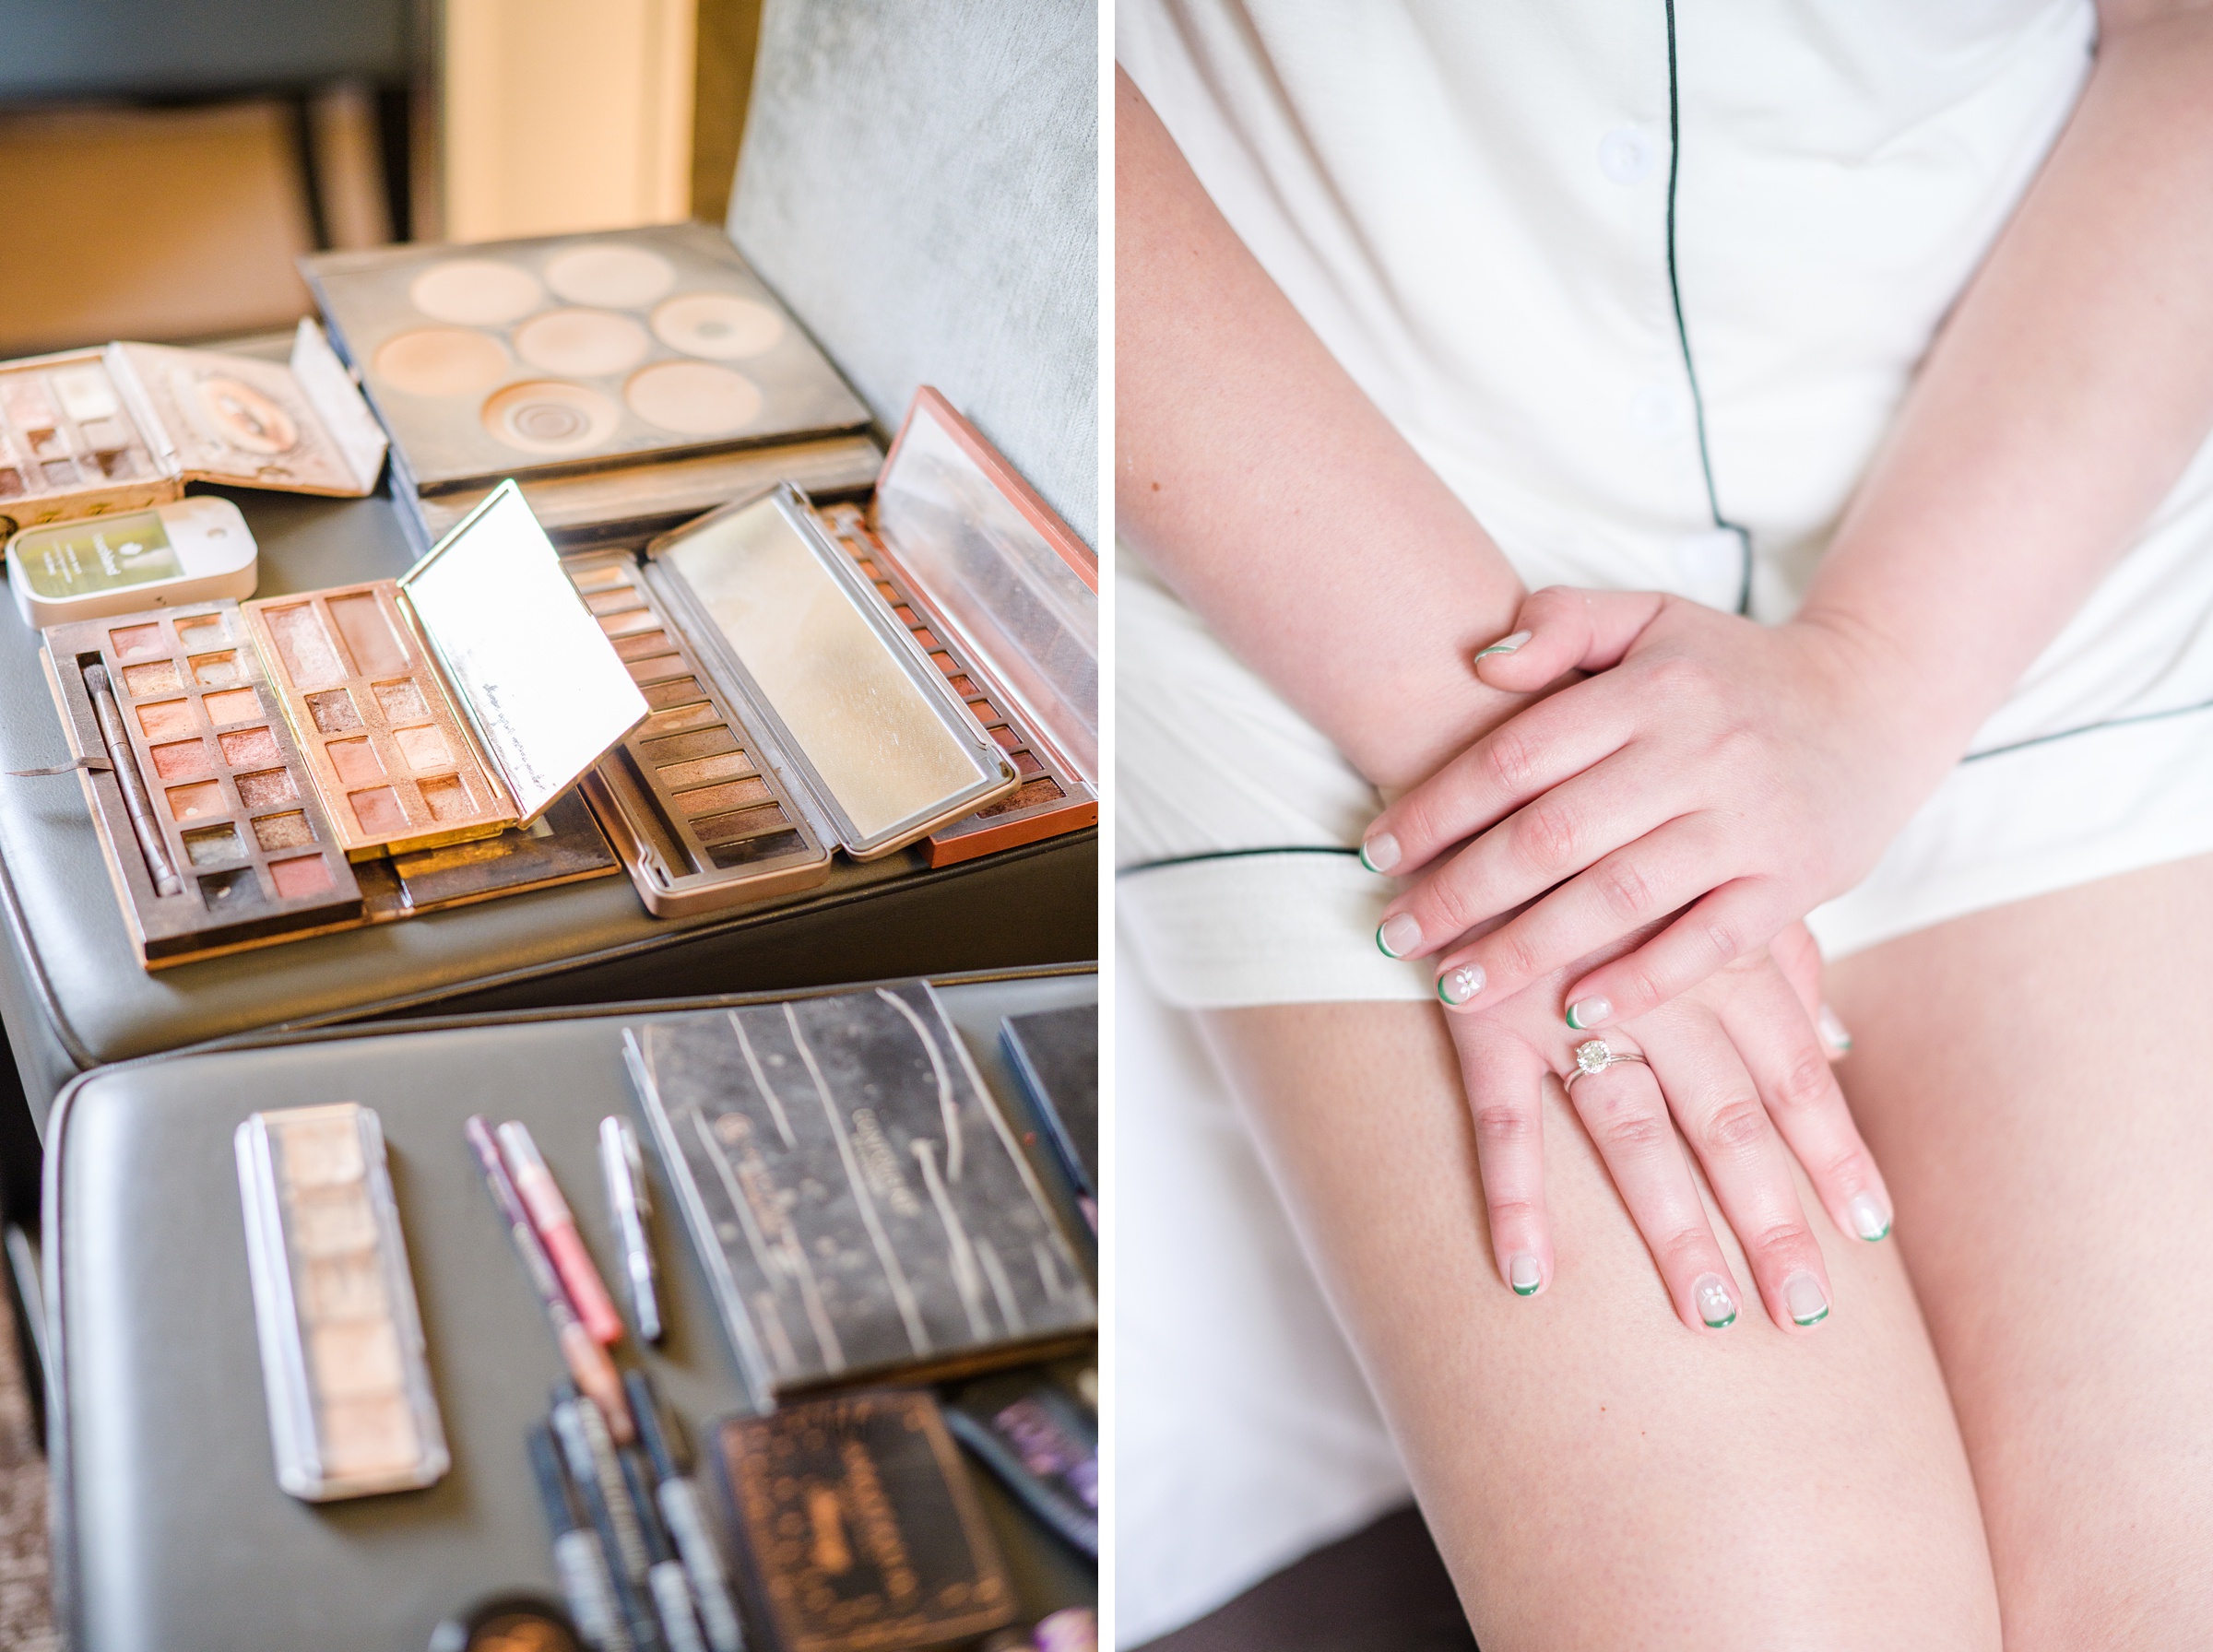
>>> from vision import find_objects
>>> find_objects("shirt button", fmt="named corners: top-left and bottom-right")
top-left (1627, 384), bottom-right (1683, 438)
top-left (1598, 126), bottom-right (1657, 185)
top-left (1674, 528), bottom-right (1744, 593)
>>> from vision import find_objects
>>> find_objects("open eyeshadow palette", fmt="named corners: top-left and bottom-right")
top-left (41, 599), bottom-right (367, 965)
top-left (239, 480), bottom-right (647, 859)
top-left (574, 390), bottom-right (1096, 914)
top-left (0, 320), bottom-right (385, 535)
top-left (572, 479), bottom-right (1021, 915)
top-left (37, 485), bottom-right (645, 967)
top-left (302, 222), bottom-right (877, 552)
top-left (237, 1102), bottom-right (448, 1502)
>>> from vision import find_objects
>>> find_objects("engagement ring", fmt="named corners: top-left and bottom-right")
top-left (1562, 1038), bottom-right (1649, 1095)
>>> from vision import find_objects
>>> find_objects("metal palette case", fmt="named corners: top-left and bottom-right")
top-left (581, 482), bottom-right (1018, 914)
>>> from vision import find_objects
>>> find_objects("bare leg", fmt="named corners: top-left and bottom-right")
top-left (1828, 854), bottom-right (2213, 1649)
top-left (1197, 1001), bottom-right (1998, 1651)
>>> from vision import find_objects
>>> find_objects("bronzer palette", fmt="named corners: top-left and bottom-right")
top-left (0, 321), bottom-right (385, 536)
top-left (242, 480), bottom-right (648, 858)
top-left (302, 223), bottom-right (875, 552)
top-left (40, 598), bottom-right (363, 967)
top-left (574, 482), bottom-right (1018, 916)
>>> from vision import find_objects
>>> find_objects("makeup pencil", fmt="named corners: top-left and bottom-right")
top-left (83, 662), bottom-right (181, 895)
top-left (620, 1443), bottom-right (709, 1652)
top-left (528, 1421), bottom-right (634, 1652)
top-left (626, 1370), bottom-right (747, 1652)
top-left (500, 1119), bottom-right (626, 1346)
top-left (553, 1386), bottom-right (665, 1652)
top-left (466, 1114), bottom-right (634, 1441)
top-left (599, 1115), bottom-right (662, 1344)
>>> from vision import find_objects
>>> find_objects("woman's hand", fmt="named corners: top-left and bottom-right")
top-left (1364, 588), bottom-right (1950, 1030)
top-left (1447, 923), bottom-right (1892, 1334)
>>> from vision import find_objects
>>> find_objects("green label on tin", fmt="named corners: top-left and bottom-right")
top-left (15, 512), bottom-right (182, 599)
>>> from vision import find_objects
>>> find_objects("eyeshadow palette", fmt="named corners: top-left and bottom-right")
top-left (40, 599), bottom-right (364, 967)
top-left (0, 321), bottom-right (385, 536)
top-left (242, 480), bottom-right (648, 858)
top-left (236, 1102), bottom-right (448, 1502)
top-left (575, 481), bottom-right (1018, 916)
top-left (708, 1391), bottom-right (1017, 1652)
top-left (302, 223), bottom-right (875, 551)
top-left (622, 981), bottom-right (1096, 1408)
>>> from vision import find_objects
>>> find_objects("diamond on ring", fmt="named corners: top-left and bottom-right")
top-left (1574, 1039), bottom-right (1613, 1075)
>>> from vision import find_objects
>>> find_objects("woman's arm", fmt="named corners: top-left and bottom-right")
top-left (1368, 1), bottom-right (2213, 1023)
top-left (1114, 66), bottom-right (1526, 792)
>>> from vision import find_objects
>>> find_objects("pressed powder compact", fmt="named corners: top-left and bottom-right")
top-left (302, 223), bottom-right (879, 553)
top-left (574, 480), bottom-right (1020, 914)
top-left (0, 320), bottom-right (385, 537)
top-left (236, 1102), bottom-right (449, 1502)
top-left (40, 598), bottom-right (366, 966)
top-left (241, 479), bottom-right (649, 859)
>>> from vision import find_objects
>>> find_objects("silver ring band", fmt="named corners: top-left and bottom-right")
top-left (1561, 1037), bottom-right (1650, 1095)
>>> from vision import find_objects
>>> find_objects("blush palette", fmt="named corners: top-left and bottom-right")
top-left (41, 599), bottom-right (364, 967)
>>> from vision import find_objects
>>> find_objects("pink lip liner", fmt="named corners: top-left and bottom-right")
top-left (497, 1119), bottom-right (627, 1347)
top-left (465, 1115), bottom-right (634, 1442)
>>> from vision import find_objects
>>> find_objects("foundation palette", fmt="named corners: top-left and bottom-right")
top-left (302, 223), bottom-right (873, 549)
top-left (574, 481), bottom-right (1019, 915)
top-left (0, 322), bottom-right (385, 537)
top-left (41, 599), bottom-right (364, 968)
top-left (242, 480), bottom-right (648, 858)
top-left (236, 1102), bottom-right (448, 1502)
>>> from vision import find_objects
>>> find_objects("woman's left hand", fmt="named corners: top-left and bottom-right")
top-left (1362, 586), bottom-right (1947, 1029)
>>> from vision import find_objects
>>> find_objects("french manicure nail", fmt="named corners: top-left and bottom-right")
top-left (1360, 832), bottom-right (1401, 874)
top-left (1818, 1004), bottom-right (1853, 1056)
top-left (1377, 914), bottom-right (1421, 958)
top-left (1847, 1192), bottom-right (1891, 1242)
top-left (1784, 1271), bottom-right (1829, 1327)
top-left (1565, 996), bottom-right (1612, 1031)
top-left (1475, 630), bottom-right (1533, 663)
top-left (1693, 1273), bottom-right (1737, 1328)
top-left (1437, 965), bottom-right (1485, 1007)
top-left (1509, 1255), bottom-right (1542, 1295)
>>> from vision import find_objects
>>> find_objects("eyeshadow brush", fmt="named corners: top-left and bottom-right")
top-left (83, 662), bottom-right (181, 895)
top-left (465, 1115), bottom-right (634, 1441)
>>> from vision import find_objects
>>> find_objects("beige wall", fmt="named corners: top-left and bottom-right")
top-left (442, 0), bottom-right (696, 243)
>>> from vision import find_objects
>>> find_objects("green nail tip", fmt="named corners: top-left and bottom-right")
top-left (1512, 1280), bottom-right (1540, 1297)
top-left (1565, 1004), bottom-right (1587, 1031)
top-left (1358, 843), bottom-right (1379, 874)
top-left (1375, 925), bottom-right (1394, 958)
top-left (1474, 643), bottom-right (1515, 660)
top-left (1862, 1220), bottom-right (1892, 1243)
top-left (1793, 1304), bottom-right (1831, 1327)
top-left (1435, 976), bottom-right (1456, 1006)
top-left (1703, 1309), bottom-right (1736, 1329)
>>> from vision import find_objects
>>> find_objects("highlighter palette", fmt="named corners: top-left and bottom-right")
top-left (236, 1102), bottom-right (448, 1502)
top-left (41, 599), bottom-right (364, 968)
top-left (0, 323), bottom-right (385, 535)
top-left (302, 222), bottom-right (873, 549)
top-left (575, 482), bottom-right (1018, 916)
top-left (241, 480), bottom-right (648, 859)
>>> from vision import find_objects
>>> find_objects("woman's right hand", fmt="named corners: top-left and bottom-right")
top-left (1438, 923), bottom-right (1892, 1334)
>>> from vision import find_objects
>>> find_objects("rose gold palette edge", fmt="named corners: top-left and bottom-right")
top-left (0, 320), bottom-right (385, 536)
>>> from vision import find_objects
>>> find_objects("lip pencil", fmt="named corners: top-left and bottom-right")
top-left (465, 1114), bottom-right (633, 1441)
top-left (599, 1115), bottom-right (662, 1344)
top-left (626, 1369), bottom-right (747, 1652)
top-left (500, 1118), bottom-right (626, 1346)
top-left (528, 1420), bottom-right (633, 1652)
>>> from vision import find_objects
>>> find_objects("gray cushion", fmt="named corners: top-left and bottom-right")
top-left (729, 0), bottom-right (1097, 547)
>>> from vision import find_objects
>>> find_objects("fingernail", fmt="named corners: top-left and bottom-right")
top-left (1360, 832), bottom-right (1401, 874)
top-left (1784, 1271), bottom-right (1829, 1327)
top-left (1565, 996), bottom-right (1612, 1031)
top-left (1377, 913), bottom-right (1421, 958)
top-left (1694, 1273), bottom-right (1737, 1328)
top-left (1475, 630), bottom-right (1533, 663)
top-left (1437, 964), bottom-right (1485, 1007)
top-left (1818, 1004), bottom-right (1853, 1056)
top-left (1847, 1192), bottom-right (1891, 1242)
top-left (1509, 1255), bottom-right (1542, 1295)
